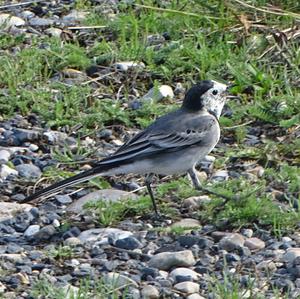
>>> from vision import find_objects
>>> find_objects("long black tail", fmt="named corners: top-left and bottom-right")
top-left (21, 164), bottom-right (109, 203)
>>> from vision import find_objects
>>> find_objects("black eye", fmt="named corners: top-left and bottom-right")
top-left (212, 90), bottom-right (218, 95)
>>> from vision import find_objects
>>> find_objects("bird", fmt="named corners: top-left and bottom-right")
top-left (21, 80), bottom-right (230, 214)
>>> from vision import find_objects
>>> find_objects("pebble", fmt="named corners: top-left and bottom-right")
top-left (55, 195), bottom-right (72, 204)
top-left (219, 233), bottom-right (245, 251)
top-left (0, 164), bottom-right (18, 179)
top-left (187, 294), bottom-right (205, 299)
top-left (141, 285), bottom-right (160, 298)
top-left (211, 170), bottom-right (229, 181)
top-left (0, 150), bottom-right (11, 164)
top-left (114, 61), bottom-right (145, 71)
top-left (169, 268), bottom-right (200, 281)
top-left (33, 225), bottom-right (56, 242)
top-left (62, 10), bottom-right (88, 23)
top-left (114, 236), bottom-right (143, 250)
top-left (244, 237), bottom-right (265, 251)
top-left (45, 27), bottom-right (62, 37)
top-left (16, 164), bottom-right (41, 179)
top-left (24, 225), bottom-right (40, 237)
top-left (141, 85), bottom-right (174, 101)
top-left (29, 144), bottom-right (39, 152)
top-left (149, 250), bottom-right (195, 270)
top-left (0, 14), bottom-right (25, 28)
top-left (29, 17), bottom-right (54, 27)
top-left (283, 248), bottom-right (300, 264)
top-left (103, 272), bottom-right (138, 288)
top-left (241, 228), bottom-right (253, 238)
top-left (0, 254), bottom-right (25, 264)
top-left (174, 281), bottom-right (200, 294)
top-left (78, 228), bottom-right (132, 245)
top-left (64, 237), bottom-right (81, 246)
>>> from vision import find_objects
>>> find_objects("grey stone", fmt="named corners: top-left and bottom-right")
top-left (45, 27), bottom-right (62, 37)
top-left (43, 131), bottom-right (77, 146)
top-left (114, 236), bottom-right (143, 250)
top-left (0, 164), bottom-right (18, 179)
top-left (114, 61), bottom-right (145, 72)
top-left (55, 195), bottom-right (72, 204)
top-left (187, 294), bottom-right (205, 299)
top-left (29, 144), bottom-right (39, 152)
top-left (141, 85), bottom-right (174, 101)
top-left (67, 189), bottom-right (137, 213)
top-left (62, 10), bottom-right (88, 23)
top-left (0, 14), bottom-right (25, 28)
top-left (16, 164), bottom-right (41, 179)
top-left (174, 281), bottom-right (200, 294)
top-left (0, 254), bottom-right (25, 264)
top-left (33, 225), bottom-right (56, 242)
top-left (141, 284), bottom-right (159, 298)
top-left (103, 272), bottom-right (138, 288)
top-left (64, 237), bottom-right (81, 246)
top-left (283, 248), bottom-right (300, 263)
top-left (19, 10), bottom-right (35, 19)
top-left (24, 225), bottom-right (40, 237)
top-left (219, 233), bottom-right (245, 251)
top-left (0, 150), bottom-right (11, 164)
top-left (169, 268), bottom-right (200, 282)
top-left (244, 237), bottom-right (265, 251)
top-left (149, 250), bottom-right (195, 270)
top-left (0, 202), bottom-right (32, 222)
top-left (211, 170), bottom-right (229, 181)
top-left (78, 228), bottom-right (132, 245)
top-left (29, 17), bottom-right (54, 26)
top-left (241, 228), bottom-right (253, 238)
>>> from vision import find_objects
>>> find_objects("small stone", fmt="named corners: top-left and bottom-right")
top-left (52, 219), bottom-right (60, 227)
top-left (78, 228), bottom-right (132, 245)
top-left (29, 144), bottom-right (39, 152)
top-left (15, 272), bottom-right (29, 285)
top-left (24, 225), bottom-right (40, 237)
top-left (62, 10), bottom-right (88, 23)
top-left (244, 237), bottom-right (265, 251)
top-left (33, 225), bottom-right (56, 242)
top-left (0, 282), bottom-right (6, 293)
top-left (187, 294), bottom-right (205, 299)
top-left (169, 268), bottom-right (200, 281)
top-left (55, 195), bottom-right (72, 204)
top-left (16, 164), bottom-right (41, 179)
top-left (19, 10), bottom-right (35, 19)
top-left (182, 196), bottom-right (211, 209)
top-left (219, 233), bottom-right (245, 251)
top-left (256, 260), bottom-right (277, 272)
top-left (0, 14), bottom-right (25, 28)
top-left (114, 61), bottom-right (145, 72)
top-left (149, 250), bottom-right (195, 270)
top-left (29, 17), bottom-right (54, 26)
top-left (103, 272), bottom-right (138, 288)
top-left (114, 236), bottom-right (143, 250)
top-left (0, 164), bottom-right (18, 179)
top-left (141, 285), bottom-right (159, 298)
top-left (64, 237), bottom-right (81, 246)
top-left (282, 236), bottom-right (292, 243)
top-left (174, 281), bottom-right (199, 294)
top-left (0, 150), bottom-right (11, 163)
top-left (141, 85), bottom-right (174, 101)
top-left (0, 254), bottom-right (25, 264)
top-left (241, 228), bottom-right (253, 238)
top-left (171, 218), bottom-right (201, 229)
top-left (211, 170), bottom-right (229, 181)
top-left (283, 248), bottom-right (300, 263)
top-left (45, 27), bottom-right (62, 37)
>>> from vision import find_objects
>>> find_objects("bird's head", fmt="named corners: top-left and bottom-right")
top-left (182, 80), bottom-right (229, 118)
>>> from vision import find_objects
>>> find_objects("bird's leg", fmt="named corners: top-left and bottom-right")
top-left (145, 173), bottom-right (159, 215)
top-left (187, 168), bottom-right (234, 205)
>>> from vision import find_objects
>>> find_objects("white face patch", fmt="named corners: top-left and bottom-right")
top-left (201, 80), bottom-right (228, 118)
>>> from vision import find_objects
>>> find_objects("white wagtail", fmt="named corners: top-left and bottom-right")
top-left (22, 80), bottom-right (230, 214)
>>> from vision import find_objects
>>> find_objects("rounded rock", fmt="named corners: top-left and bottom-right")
top-left (24, 225), bottom-right (40, 237)
top-left (219, 233), bottom-right (245, 251)
top-left (169, 268), bottom-right (200, 282)
top-left (64, 237), bottom-right (81, 247)
top-left (141, 284), bottom-right (160, 298)
top-left (149, 250), bottom-right (195, 270)
top-left (174, 281), bottom-right (200, 294)
top-left (16, 164), bottom-right (41, 179)
top-left (244, 237), bottom-right (265, 251)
